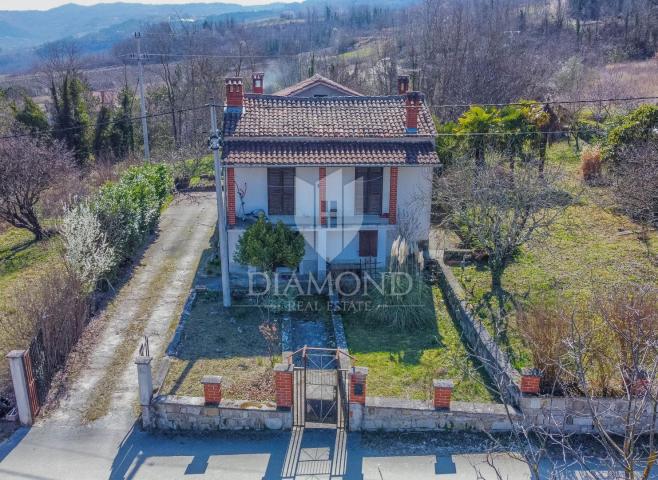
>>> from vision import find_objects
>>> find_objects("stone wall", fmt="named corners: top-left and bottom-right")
top-left (351, 397), bottom-right (518, 432)
top-left (434, 255), bottom-right (522, 406)
top-left (520, 395), bottom-right (658, 434)
top-left (148, 395), bottom-right (292, 431)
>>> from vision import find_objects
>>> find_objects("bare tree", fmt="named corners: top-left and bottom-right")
top-left (435, 154), bottom-right (573, 333)
top-left (0, 134), bottom-right (74, 239)
top-left (611, 142), bottom-right (658, 260)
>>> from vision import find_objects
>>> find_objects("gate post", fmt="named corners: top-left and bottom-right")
top-left (135, 355), bottom-right (153, 428)
top-left (349, 366), bottom-right (368, 431)
top-left (274, 363), bottom-right (294, 409)
top-left (6, 350), bottom-right (32, 426)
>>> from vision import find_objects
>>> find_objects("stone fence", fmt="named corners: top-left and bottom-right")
top-left (520, 395), bottom-right (658, 434)
top-left (351, 397), bottom-right (517, 432)
top-left (148, 395), bottom-right (292, 431)
top-left (434, 253), bottom-right (522, 406)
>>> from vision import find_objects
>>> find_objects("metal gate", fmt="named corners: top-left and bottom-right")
top-left (291, 347), bottom-right (350, 429)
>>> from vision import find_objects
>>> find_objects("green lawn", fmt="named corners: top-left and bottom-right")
top-left (449, 141), bottom-right (658, 371)
top-left (342, 286), bottom-right (497, 403)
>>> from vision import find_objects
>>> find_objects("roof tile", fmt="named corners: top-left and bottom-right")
top-left (222, 94), bottom-right (437, 139)
top-left (223, 141), bottom-right (440, 166)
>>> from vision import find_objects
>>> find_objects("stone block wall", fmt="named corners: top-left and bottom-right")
top-left (520, 395), bottom-right (658, 434)
top-left (356, 397), bottom-right (518, 432)
top-left (148, 395), bottom-right (292, 431)
top-left (435, 255), bottom-right (521, 406)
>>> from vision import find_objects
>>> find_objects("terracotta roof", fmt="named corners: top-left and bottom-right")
top-left (273, 74), bottom-right (363, 97)
top-left (222, 141), bottom-right (440, 166)
top-left (223, 94), bottom-right (437, 139)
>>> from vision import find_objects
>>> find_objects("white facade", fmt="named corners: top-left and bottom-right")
top-left (227, 165), bottom-right (433, 276)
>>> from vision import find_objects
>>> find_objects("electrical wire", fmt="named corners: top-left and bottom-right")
top-left (0, 97), bottom-right (656, 141)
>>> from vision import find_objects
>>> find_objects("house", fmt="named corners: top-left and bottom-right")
top-left (221, 73), bottom-right (440, 278)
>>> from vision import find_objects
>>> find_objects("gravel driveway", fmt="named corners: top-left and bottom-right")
top-left (45, 191), bottom-right (217, 429)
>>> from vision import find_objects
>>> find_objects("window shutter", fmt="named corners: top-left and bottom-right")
top-left (359, 231), bottom-right (378, 257)
top-left (355, 167), bottom-right (365, 215)
top-left (369, 230), bottom-right (378, 257)
top-left (268, 169), bottom-right (282, 215)
top-left (283, 168), bottom-right (295, 215)
top-left (268, 168), bottom-right (295, 215)
top-left (359, 230), bottom-right (368, 256)
top-left (367, 168), bottom-right (383, 215)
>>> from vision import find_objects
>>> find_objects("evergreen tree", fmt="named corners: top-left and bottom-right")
top-left (110, 87), bottom-right (135, 159)
top-left (14, 96), bottom-right (50, 133)
top-left (92, 105), bottom-right (113, 157)
top-left (51, 74), bottom-right (92, 166)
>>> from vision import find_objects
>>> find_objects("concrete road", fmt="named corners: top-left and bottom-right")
top-left (0, 425), bottom-right (537, 480)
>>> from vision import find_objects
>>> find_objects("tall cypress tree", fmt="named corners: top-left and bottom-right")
top-left (110, 87), bottom-right (135, 159)
top-left (93, 105), bottom-right (113, 157)
top-left (51, 74), bottom-right (92, 166)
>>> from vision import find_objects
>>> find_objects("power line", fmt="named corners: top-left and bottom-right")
top-left (432, 96), bottom-right (658, 109)
top-left (0, 104), bottom-right (208, 140)
top-left (0, 97), bottom-right (656, 141)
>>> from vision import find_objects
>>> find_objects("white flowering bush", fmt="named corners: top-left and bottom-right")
top-left (61, 202), bottom-right (115, 292)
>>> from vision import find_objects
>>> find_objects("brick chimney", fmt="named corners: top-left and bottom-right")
top-left (405, 91), bottom-right (422, 134)
top-left (252, 72), bottom-right (264, 95)
top-left (225, 77), bottom-right (244, 112)
top-left (397, 75), bottom-right (410, 94)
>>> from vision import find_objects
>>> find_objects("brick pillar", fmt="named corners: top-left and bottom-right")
top-left (350, 367), bottom-right (368, 405)
top-left (520, 368), bottom-right (542, 395)
top-left (319, 167), bottom-right (327, 226)
top-left (202, 375), bottom-right (223, 405)
top-left (274, 363), bottom-right (294, 409)
top-left (226, 167), bottom-right (236, 226)
top-left (389, 167), bottom-right (398, 225)
top-left (433, 379), bottom-right (453, 409)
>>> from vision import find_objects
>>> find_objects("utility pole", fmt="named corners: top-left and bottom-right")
top-left (209, 101), bottom-right (231, 307)
top-left (135, 32), bottom-right (150, 162)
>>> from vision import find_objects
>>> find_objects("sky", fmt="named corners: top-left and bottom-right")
top-left (1, 0), bottom-right (290, 10)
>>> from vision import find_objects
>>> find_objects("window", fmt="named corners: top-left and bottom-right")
top-left (267, 168), bottom-right (295, 215)
top-left (355, 167), bottom-right (383, 215)
top-left (358, 230), bottom-right (378, 257)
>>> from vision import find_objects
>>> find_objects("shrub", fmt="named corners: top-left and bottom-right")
top-left (580, 146), bottom-right (602, 183)
top-left (519, 304), bottom-right (571, 393)
top-left (603, 104), bottom-right (658, 164)
top-left (91, 163), bottom-right (172, 267)
top-left (60, 201), bottom-right (115, 292)
top-left (234, 215), bottom-right (305, 272)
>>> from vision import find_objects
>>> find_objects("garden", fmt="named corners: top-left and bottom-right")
top-left (342, 284), bottom-right (497, 403)
top-left (435, 103), bottom-right (658, 397)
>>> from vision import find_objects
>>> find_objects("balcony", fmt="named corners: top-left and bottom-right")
top-left (230, 213), bottom-right (391, 230)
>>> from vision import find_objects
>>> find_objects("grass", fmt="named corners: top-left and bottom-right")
top-left (448, 141), bottom-right (658, 371)
top-left (161, 291), bottom-right (280, 402)
top-left (342, 285), bottom-right (497, 403)
top-left (0, 225), bottom-right (62, 394)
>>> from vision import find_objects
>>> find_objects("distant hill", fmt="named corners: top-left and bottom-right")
top-left (0, 0), bottom-right (418, 74)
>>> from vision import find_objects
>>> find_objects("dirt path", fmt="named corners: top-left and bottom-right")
top-left (44, 192), bottom-right (217, 429)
